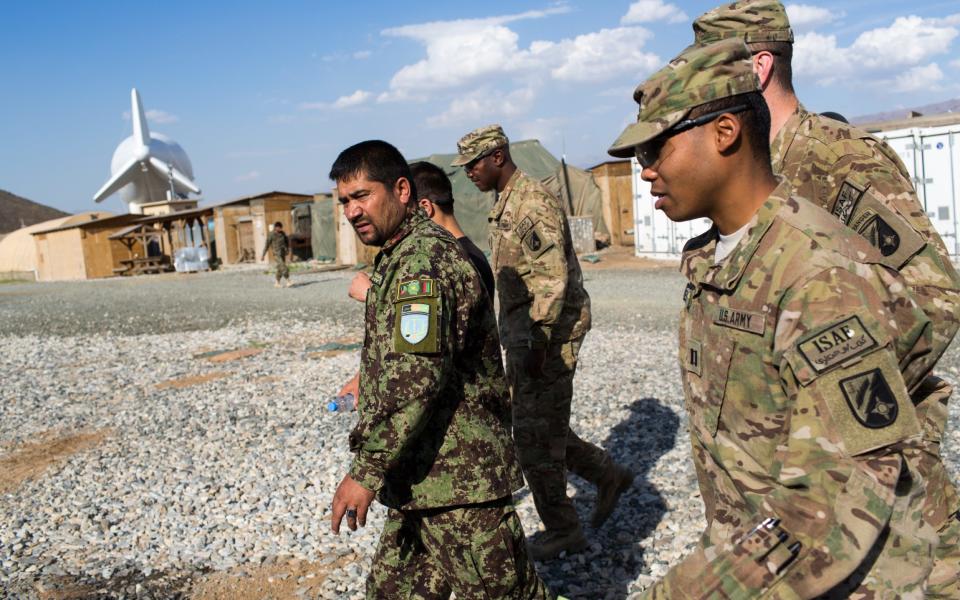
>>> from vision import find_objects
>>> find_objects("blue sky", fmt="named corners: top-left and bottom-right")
top-left (2, 0), bottom-right (959, 214)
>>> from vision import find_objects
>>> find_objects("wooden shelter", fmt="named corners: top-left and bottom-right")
top-left (108, 205), bottom-right (214, 275)
top-left (33, 214), bottom-right (142, 281)
top-left (590, 160), bottom-right (635, 247)
top-left (211, 192), bottom-right (312, 265)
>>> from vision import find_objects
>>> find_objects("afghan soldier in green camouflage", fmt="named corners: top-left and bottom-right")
top-left (328, 140), bottom-right (553, 599)
top-left (453, 125), bottom-right (634, 561)
top-left (609, 38), bottom-right (943, 598)
top-left (261, 221), bottom-right (291, 288)
top-left (692, 3), bottom-right (960, 594)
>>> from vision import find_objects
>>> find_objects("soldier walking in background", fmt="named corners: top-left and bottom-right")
top-left (454, 125), bottom-right (633, 561)
top-left (691, 2), bottom-right (960, 594)
top-left (261, 221), bottom-right (291, 288)
top-left (328, 140), bottom-right (553, 599)
top-left (609, 38), bottom-right (943, 598)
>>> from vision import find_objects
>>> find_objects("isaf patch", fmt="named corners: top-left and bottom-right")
top-left (832, 181), bottom-right (866, 225)
top-left (399, 303), bottom-right (431, 344)
top-left (798, 316), bottom-right (877, 374)
top-left (393, 277), bottom-right (440, 353)
top-left (839, 368), bottom-right (898, 429)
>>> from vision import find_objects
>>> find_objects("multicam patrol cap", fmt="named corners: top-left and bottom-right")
top-left (451, 124), bottom-right (508, 167)
top-left (693, 0), bottom-right (794, 46)
top-left (608, 38), bottom-right (761, 158)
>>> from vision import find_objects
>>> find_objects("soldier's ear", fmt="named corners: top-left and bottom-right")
top-left (418, 198), bottom-right (434, 217)
top-left (395, 177), bottom-right (413, 206)
top-left (753, 51), bottom-right (776, 90)
top-left (713, 113), bottom-right (741, 155)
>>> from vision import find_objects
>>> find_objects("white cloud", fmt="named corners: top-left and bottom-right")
top-left (784, 4), bottom-right (839, 31)
top-left (379, 8), bottom-right (659, 114)
top-left (298, 89), bottom-right (372, 111)
top-left (549, 27), bottom-right (660, 82)
top-left (427, 87), bottom-right (536, 128)
top-left (516, 117), bottom-right (567, 145)
top-left (951, 57), bottom-right (960, 69)
top-left (621, 0), bottom-right (688, 25)
top-left (236, 170), bottom-right (260, 182)
top-left (122, 109), bottom-right (179, 124)
top-left (793, 14), bottom-right (958, 89)
top-left (891, 63), bottom-right (944, 92)
top-left (353, 50), bottom-right (372, 59)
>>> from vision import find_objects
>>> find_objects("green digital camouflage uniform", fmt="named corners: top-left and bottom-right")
top-left (349, 208), bottom-right (552, 599)
top-left (454, 125), bottom-right (612, 538)
top-left (262, 230), bottom-right (290, 282)
top-left (692, 3), bottom-right (960, 594)
top-left (608, 38), bottom-right (944, 598)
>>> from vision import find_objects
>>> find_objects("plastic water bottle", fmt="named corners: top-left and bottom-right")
top-left (327, 393), bottom-right (356, 413)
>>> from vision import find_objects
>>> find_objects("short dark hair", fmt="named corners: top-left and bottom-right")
top-left (748, 41), bottom-right (794, 93)
top-left (273, 221), bottom-right (283, 228)
top-left (409, 162), bottom-right (454, 211)
top-left (329, 140), bottom-right (417, 201)
top-left (689, 92), bottom-right (771, 167)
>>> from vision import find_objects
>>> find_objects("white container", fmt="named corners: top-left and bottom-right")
top-left (631, 158), bottom-right (711, 259)
top-left (875, 125), bottom-right (960, 256)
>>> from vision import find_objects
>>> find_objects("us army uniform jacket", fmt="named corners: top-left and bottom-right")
top-left (644, 183), bottom-right (941, 599)
top-left (348, 209), bottom-right (524, 510)
top-left (773, 104), bottom-right (960, 531)
top-left (488, 169), bottom-right (591, 348)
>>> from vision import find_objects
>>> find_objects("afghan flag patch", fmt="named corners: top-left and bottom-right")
top-left (396, 277), bottom-right (436, 300)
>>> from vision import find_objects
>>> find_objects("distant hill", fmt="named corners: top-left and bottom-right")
top-left (853, 98), bottom-right (960, 125)
top-left (0, 189), bottom-right (69, 234)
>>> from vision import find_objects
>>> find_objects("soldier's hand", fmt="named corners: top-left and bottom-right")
top-left (524, 347), bottom-right (547, 379)
top-left (348, 272), bottom-right (373, 302)
top-left (331, 474), bottom-right (375, 534)
top-left (338, 371), bottom-right (360, 400)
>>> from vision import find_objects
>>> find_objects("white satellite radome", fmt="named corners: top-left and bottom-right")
top-left (93, 88), bottom-right (200, 214)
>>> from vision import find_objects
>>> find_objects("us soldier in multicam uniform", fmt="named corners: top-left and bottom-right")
top-left (328, 140), bottom-right (553, 599)
top-left (453, 126), bottom-right (634, 561)
top-left (608, 38), bottom-right (943, 597)
top-left (261, 221), bottom-right (291, 288)
top-left (692, 2), bottom-right (960, 595)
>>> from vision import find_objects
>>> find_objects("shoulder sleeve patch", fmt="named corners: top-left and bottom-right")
top-left (832, 180), bottom-right (866, 225)
top-left (797, 316), bottom-right (878, 375)
top-left (846, 194), bottom-right (926, 269)
top-left (394, 296), bottom-right (441, 354)
top-left (515, 216), bottom-right (534, 239)
top-left (523, 225), bottom-right (554, 258)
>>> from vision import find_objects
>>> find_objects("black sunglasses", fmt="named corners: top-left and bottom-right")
top-left (463, 148), bottom-right (498, 171)
top-left (635, 104), bottom-right (750, 168)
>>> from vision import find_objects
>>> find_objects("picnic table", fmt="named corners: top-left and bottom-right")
top-left (113, 256), bottom-right (173, 276)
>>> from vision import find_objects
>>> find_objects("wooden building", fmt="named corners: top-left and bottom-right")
top-left (590, 160), bottom-right (635, 247)
top-left (33, 214), bottom-right (142, 281)
top-left (212, 191), bottom-right (312, 265)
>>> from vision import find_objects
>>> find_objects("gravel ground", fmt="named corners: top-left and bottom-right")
top-left (1, 265), bottom-right (958, 599)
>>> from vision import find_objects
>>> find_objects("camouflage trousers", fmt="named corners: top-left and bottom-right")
top-left (273, 254), bottom-right (289, 281)
top-left (366, 496), bottom-right (554, 599)
top-left (505, 336), bottom-right (610, 534)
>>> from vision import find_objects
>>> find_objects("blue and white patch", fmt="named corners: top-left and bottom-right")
top-left (399, 303), bottom-right (431, 344)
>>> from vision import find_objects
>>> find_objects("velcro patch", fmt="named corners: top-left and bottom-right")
top-left (713, 305), bottom-right (765, 335)
top-left (370, 269), bottom-right (384, 287)
top-left (515, 216), bottom-right (535, 239)
top-left (857, 214), bottom-right (900, 257)
top-left (798, 316), bottom-right (877, 374)
top-left (394, 297), bottom-right (440, 354)
top-left (497, 219), bottom-right (512, 230)
top-left (396, 277), bottom-right (437, 301)
top-left (523, 226), bottom-right (554, 258)
top-left (839, 368), bottom-right (898, 429)
top-left (832, 181), bottom-right (866, 225)
top-left (685, 339), bottom-right (702, 377)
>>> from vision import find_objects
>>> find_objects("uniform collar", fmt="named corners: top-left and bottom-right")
top-left (380, 208), bottom-right (428, 255)
top-left (489, 169), bottom-right (523, 222)
top-left (769, 102), bottom-right (809, 172)
top-left (682, 179), bottom-right (791, 292)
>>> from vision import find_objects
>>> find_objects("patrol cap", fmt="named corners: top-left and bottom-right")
top-left (451, 124), bottom-right (508, 167)
top-left (693, 0), bottom-right (794, 46)
top-left (608, 38), bottom-right (761, 158)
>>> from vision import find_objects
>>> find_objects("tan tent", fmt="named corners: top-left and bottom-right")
top-left (0, 212), bottom-right (113, 279)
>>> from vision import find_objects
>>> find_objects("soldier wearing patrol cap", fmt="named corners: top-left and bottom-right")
top-left (328, 140), bottom-right (553, 599)
top-left (609, 38), bottom-right (942, 598)
top-left (454, 125), bottom-right (634, 561)
top-left (692, 2), bottom-right (960, 594)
